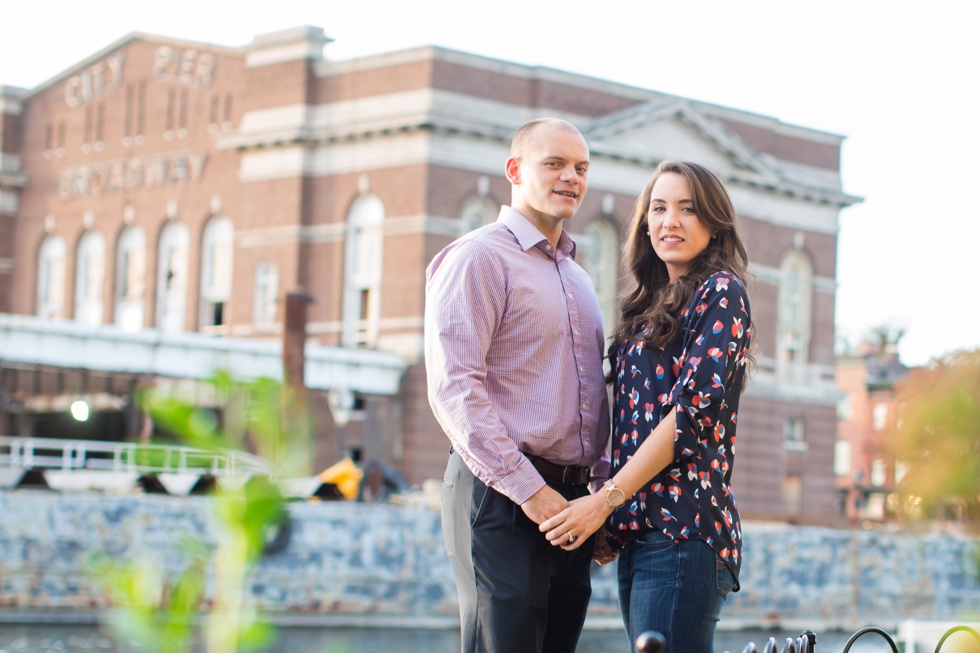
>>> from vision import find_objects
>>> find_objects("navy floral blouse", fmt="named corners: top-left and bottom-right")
top-left (608, 271), bottom-right (752, 586)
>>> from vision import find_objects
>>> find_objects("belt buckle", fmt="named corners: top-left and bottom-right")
top-left (562, 465), bottom-right (580, 485)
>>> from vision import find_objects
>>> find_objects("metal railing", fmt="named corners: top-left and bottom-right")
top-left (636, 624), bottom-right (980, 653)
top-left (0, 435), bottom-right (272, 478)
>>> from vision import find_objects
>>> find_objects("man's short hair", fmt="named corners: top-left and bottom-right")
top-left (510, 118), bottom-right (582, 159)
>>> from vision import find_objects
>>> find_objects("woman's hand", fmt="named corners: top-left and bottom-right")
top-left (539, 492), bottom-right (612, 551)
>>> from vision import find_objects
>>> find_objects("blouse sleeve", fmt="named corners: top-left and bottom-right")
top-left (665, 273), bottom-right (751, 461)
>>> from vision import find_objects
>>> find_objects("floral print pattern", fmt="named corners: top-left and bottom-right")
top-left (608, 271), bottom-right (752, 586)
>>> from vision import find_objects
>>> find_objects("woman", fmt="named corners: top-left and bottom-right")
top-left (541, 160), bottom-right (753, 653)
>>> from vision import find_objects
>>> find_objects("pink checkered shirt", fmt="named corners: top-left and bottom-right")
top-left (424, 206), bottom-right (611, 505)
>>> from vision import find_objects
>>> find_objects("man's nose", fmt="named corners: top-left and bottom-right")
top-left (559, 165), bottom-right (579, 182)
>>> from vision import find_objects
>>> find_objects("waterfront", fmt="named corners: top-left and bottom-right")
top-left (0, 623), bottom-right (896, 653)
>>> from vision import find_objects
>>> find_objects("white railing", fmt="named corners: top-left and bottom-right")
top-left (0, 435), bottom-right (272, 478)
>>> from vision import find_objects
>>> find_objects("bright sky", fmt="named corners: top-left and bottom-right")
top-left (2, 0), bottom-right (977, 367)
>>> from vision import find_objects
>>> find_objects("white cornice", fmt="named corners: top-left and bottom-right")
top-left (750, 263), bottom-right (837, 293)
top-left (236, 214), bottom-right (464, 248)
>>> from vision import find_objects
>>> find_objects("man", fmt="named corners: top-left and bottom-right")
top-left (424, 118), bottom-right (611, 653)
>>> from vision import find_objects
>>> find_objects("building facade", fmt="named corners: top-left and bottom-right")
top-left (0, 26), bottom-right (860, 522)
top-left (835, 340), bottom-right (909, 523)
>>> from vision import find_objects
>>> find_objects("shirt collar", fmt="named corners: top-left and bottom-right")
top-left (497, 206), bottom-right (578, 259)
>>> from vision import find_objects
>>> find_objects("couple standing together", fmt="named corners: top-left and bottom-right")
top-left (425, 118), bottom-right (753, 653)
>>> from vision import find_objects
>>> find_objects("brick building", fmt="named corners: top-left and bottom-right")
top-left (0, 26), bottom-right (860, 522)
top-left (834, 340), bottom-right (909, 523)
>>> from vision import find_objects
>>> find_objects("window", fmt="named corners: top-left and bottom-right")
top-left (834, 440), bottom-right (852, 477)
top-left (37, 235), bottom-right (67, 319)
top-left (114, 226), bottom-right (146, 331)
top-left (784, 474), bottom-right (802, 516)
top-left (199, 216), bottom-right (234, 331)
top-left (460, 197), bottom-right (496, 233)
top-left (74, 231), bottom-right (106, 326)
top-left (871, 403), bottom-right (888, 432)
top-left (870, 458), bottom-right (887, 487)
top-left (253, 262), bottom-right (279, 328)
top-left (776, 251), bottom-right (813, 383)
top-left (837, 393), bottom-right (852, 420)
top-left (784, 417), bottom-right (806, 450)
top-left (895, 461), bottom-right (909, 484)
top-left (578, 218), bottom-right (620, 343)
top-left (156, 221), bottom-right (189, 333)
top-left (342, 195), bottom-right (384, 347)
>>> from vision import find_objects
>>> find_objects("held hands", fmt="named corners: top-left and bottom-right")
top-left (539, 492), bottom-right (612, 552)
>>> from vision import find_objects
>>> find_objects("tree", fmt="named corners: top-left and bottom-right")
top-left (887, 349), bottom-right (980, 527)
top-left (93, 374), bottom-right (308, 653)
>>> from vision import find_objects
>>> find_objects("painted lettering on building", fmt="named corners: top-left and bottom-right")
top-left (64, 54), bottom-right (125, 109)
top-left (58, 152), bottom-right (208, 200)
top-left (153, 46), bottom-right (216, 87)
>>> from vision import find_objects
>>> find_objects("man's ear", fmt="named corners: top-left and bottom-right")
top-left (505, 157), bottom-right (521, 185)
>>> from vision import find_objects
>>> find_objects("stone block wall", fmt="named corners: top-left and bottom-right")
top-left (1, 491), bottom-right (978, 627)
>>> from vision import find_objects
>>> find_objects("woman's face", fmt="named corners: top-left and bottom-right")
top-left (646, 172), bottom-right (712, 281)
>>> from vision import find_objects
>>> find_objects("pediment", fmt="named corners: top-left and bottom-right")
top-left (584, 99), bottom-right (780, 186)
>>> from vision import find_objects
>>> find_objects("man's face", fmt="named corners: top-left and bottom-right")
top-left (508, 124), bottom-right (590, 224)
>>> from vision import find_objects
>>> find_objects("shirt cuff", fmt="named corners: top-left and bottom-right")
top-left (494, 455), bottom-right (546, 505)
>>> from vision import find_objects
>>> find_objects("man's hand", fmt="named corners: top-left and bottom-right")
top-left (592, 530), bottom-right (619, 565)
top-left (520, 484), bottom-right (570, 525)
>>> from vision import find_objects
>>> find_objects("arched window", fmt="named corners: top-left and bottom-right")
top-left (460, 197), bottom-right (497, 233)
top-left (75, 230), bottom-right (106, 326)
top-left (37, 235), bottom-right (66, 319)
top-left (199, 216), bottom-right (234, 331)
top-left (114, 226), bottom-right (146, 332)
top-left (578, 218), bottom-right (620, 341)
top-left (342, 195), bottom-right (384, 347)
top-left (776, 250), bottom-right (813, 383)
top-left (156, 221), bottom-right (189, 333)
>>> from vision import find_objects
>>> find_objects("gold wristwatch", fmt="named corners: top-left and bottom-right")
top-left (604, 479), bottom-right (626, 509)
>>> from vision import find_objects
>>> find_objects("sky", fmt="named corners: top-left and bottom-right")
top-left (2, 0), bottom-right (978, 367)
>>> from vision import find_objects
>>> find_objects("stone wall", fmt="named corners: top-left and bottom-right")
top-left (1, 491), bottom-right (978, 627)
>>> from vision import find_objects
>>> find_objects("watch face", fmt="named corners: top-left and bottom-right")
top-left (607, 487), bottom-right (625, 508)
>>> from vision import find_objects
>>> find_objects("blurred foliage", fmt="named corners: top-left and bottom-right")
top-left (93, 372), bottom-right (310, 653)
top-left (887, 349), bottom-right (980, 528)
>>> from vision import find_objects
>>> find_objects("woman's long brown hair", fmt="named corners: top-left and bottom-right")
top-left (607, 160), bottom-right (752, 380)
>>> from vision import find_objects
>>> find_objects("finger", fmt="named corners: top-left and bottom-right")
top-left (539, 508), bottom-right (570, 531)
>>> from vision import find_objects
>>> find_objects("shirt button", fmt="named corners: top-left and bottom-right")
top-left (567, 292), bottom-right (573, 299)
top-left (574, 329), bottom-right (580, 336)
top-left (581, 403), bottom-right (587, 410)
top-left (546, 244), bottom-right (553, 251)
top-left (579, 366), bottom-right (585, 372)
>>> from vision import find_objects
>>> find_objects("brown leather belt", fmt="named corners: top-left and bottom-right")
top-left (526, 454), bottom-right (590, 486)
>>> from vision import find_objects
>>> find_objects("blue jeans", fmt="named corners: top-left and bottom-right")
top-left (618, 530), bottom-right (736, 653)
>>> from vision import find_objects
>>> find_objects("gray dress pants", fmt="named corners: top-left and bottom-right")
top-left (441, 451), bottom-right (595, 653)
